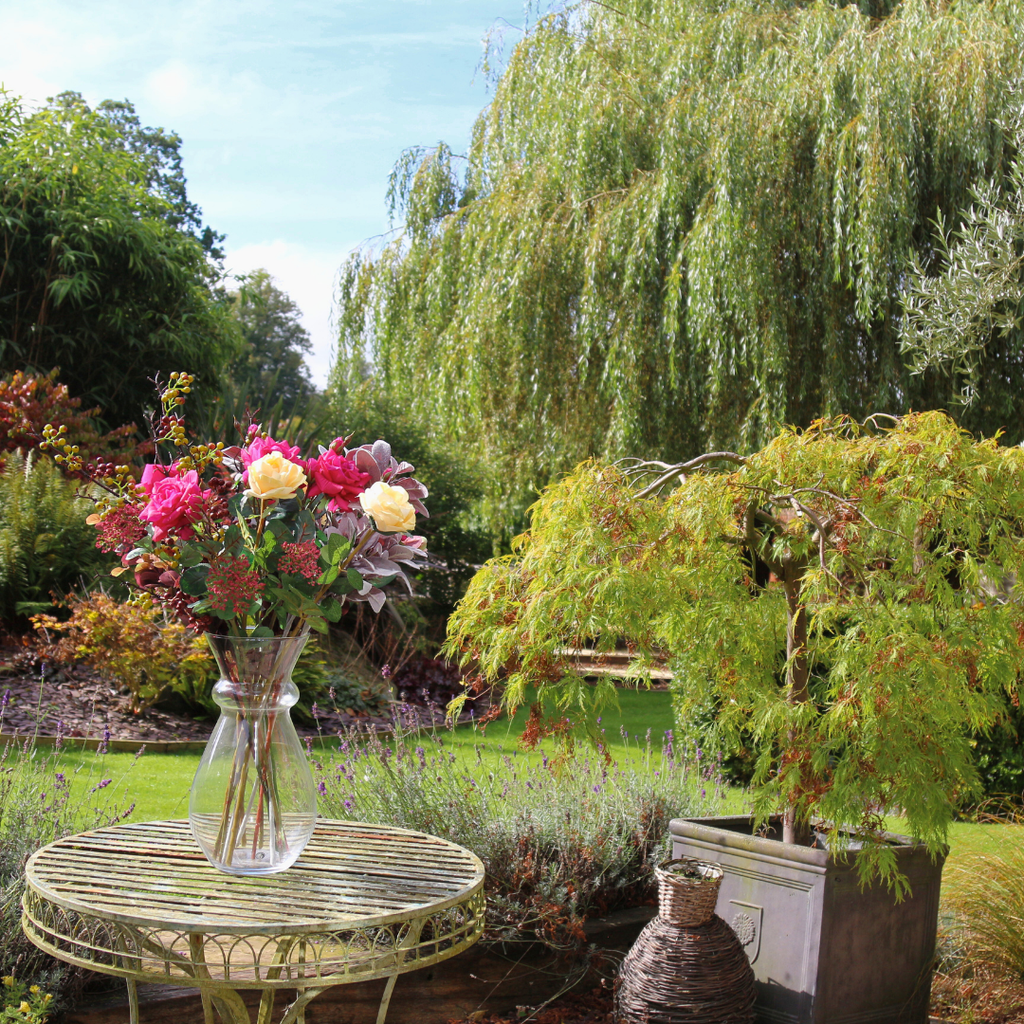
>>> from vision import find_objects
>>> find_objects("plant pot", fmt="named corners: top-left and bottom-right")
top-left (189, 632), bottom-right (317, 874)
top-left (670, 816), bottom-right (946, 1024)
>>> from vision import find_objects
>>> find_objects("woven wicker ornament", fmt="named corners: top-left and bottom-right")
top-left (616, 859), bottom-right (756, 1024)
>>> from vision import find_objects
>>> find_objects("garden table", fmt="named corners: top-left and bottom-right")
top-left (21, 819), bottom-right (485, 1024)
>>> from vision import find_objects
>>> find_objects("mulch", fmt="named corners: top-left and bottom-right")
top-left (446, 985), bottom-right (616, 1024)
top-left (0, 641), bottom-right (454, 745)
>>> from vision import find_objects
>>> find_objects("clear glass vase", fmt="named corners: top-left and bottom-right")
top-left (189, 632), bottom-right (317, 875)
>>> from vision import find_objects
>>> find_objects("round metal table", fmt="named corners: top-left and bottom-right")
top-left (22, 819), bottom-right (485, 1024)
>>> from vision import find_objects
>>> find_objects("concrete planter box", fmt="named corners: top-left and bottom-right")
top-left (670, 816), bottom-right (946, 1024)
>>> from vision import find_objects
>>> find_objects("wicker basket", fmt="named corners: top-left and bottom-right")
top-left (615, 857), bottom-right (755, 1024)
top-left (616, 915), bottom-right (757, 1024)
top-left (655, 857), bottom-right (723, 926)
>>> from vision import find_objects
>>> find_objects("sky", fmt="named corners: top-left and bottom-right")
top-left (0, 0), bottom-right (529, 386)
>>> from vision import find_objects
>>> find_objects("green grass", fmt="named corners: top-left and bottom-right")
top-left (50, 687), bottom-right (1017, 891)
top-left (54, 748), bottom-right (200, 822)
top-left (54, 686), bottom-right (680, 821)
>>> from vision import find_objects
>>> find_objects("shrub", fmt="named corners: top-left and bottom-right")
top-left (314, 721), bottom-right (721, 953)
top-left (0, 453), bottom-right (110, 621)
top-left (0, 371), bottom-right (141, 474)
top-left (324, 384), bottom-right (492, 635)
top-left (287, 636), bottom-right (332, 725)
top-left (0, 977), bottom-right (52, 1023)
top-left (32, 592), bottom-right (213, 714)
top-left (391, 655), bottom-right (464, 709)
top-left (969, 705), bottom-right (1024, 805)
top-left (0, 708), bottom-right (136, 1015)
top-left (320, 667), bottom-right (391, 718)
top-left (34, 593), bottom-right (339, 721)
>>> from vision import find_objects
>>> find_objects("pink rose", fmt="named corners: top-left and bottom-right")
top-left (140, 462), bottom-right (172, 495)
top-left (139, 468), bottom-right (207, 542)
top-left (306, 442), bottom-right (371, 511)
top-left (240, 436), bottom-right (303, 483)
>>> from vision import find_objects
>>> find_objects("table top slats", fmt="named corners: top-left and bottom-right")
top-left (25, 819), bottom-right (484, 933)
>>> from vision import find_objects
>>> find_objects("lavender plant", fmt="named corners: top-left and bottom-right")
top-left (0, 698), bottom-right (136, 1013)
top-left (313, 717), bottom-right (722, 952)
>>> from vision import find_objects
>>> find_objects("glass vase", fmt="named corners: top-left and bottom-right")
top-left (189, 632), bottom-right (317, 875)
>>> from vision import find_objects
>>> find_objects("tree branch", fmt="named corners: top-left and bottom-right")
top-left (632, 451), bottom-right (746, 498)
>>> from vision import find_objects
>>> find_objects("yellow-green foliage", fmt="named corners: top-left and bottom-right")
top-left (338, 0), bottom-right (1024, 527)
top-left (0, 452), bottom-right (108, 620)
top-left (0, 977), bottom-right (52, 1024)
top-left (446, 412), bottom-right (1024, 883)
top-left (34, 592), bottom-right (213, 714)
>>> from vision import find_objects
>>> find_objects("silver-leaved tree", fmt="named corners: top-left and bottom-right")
top-left (445, 412), bottom-right (1024, 884)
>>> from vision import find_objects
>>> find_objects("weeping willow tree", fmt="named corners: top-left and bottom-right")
top-left (335, 0), bottom-right (1024, 533)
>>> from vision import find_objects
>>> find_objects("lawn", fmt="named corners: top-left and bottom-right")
top-left (54, 685), bottom-right (680, 821)
top-left (49, 685), bottom-right (1015, 893)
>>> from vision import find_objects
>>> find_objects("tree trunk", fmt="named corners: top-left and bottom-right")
top-left (782, 562), bottom-right (812, 847)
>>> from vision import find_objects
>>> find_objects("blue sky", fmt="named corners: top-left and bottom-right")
top-left (0, 0), bottom-right (529, 384)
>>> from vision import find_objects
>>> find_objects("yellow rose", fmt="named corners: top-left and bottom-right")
top-left (358, 480), bottom-right (416, 532)
top-left (245, 452), bottom-right (307, 500)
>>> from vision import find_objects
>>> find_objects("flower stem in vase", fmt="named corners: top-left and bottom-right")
top-left (191, 633), bottom-right (317, 875)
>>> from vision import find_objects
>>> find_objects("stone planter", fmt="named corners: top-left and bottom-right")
top-left (670, 816), bottom-right (946, 1024)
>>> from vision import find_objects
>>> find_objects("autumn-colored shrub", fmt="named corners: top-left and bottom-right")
top-left (33, 592), bottom-right (214, 714)
top-left (0, 371), bottom-right (141, 477)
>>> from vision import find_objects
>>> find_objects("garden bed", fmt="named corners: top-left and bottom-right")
top-left (0, 641), bottom-right (465, 747)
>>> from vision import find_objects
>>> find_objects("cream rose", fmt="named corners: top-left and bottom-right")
top-left (245, 451), bottom-right (308, 500)
top-left (358, 480), bottom-right (416, 532)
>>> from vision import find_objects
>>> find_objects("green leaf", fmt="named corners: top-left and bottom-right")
top-left (327, 532), bottom-right (351, 565)
top-left (180, 564), bottom-right (210, 596)
top-left (318, 565), bottom-right (340, 587)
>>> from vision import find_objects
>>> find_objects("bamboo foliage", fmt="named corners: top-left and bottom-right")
top-left (337, 0), bottom-right (1024, 519)
top-left (0, 94), bottom-right (238, 430)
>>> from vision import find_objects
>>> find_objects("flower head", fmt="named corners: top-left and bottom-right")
top-left (245, 451), bottom-right (307, 500)
top-left (278, 540), bottom-right (322, 582)
top-left (359, 480), bottom-right (416, 532)
top-left (93, 503), bottom-right (147, 553)
top-left (306, 441), bottom-right (371, 511)
top-left (139, 466), bottom-right (206, 542)
top-left (207, 555), bottom-right (262, 616)
top-left (240, 435), bottom-right (303, 481)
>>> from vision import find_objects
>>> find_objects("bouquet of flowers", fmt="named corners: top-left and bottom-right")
top-left (44, 373), bottom-right (429, 637)
top-left (43, 372), bottom-right (429, 871)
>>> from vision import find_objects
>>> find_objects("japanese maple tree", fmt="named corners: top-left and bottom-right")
top-left (445, 412), bottom-right (1024, 883)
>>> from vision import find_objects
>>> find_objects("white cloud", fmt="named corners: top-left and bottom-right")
top-left (143, 60), bottom-right (261, 120)
top-left (225, 240), bottom-right (357, 389)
